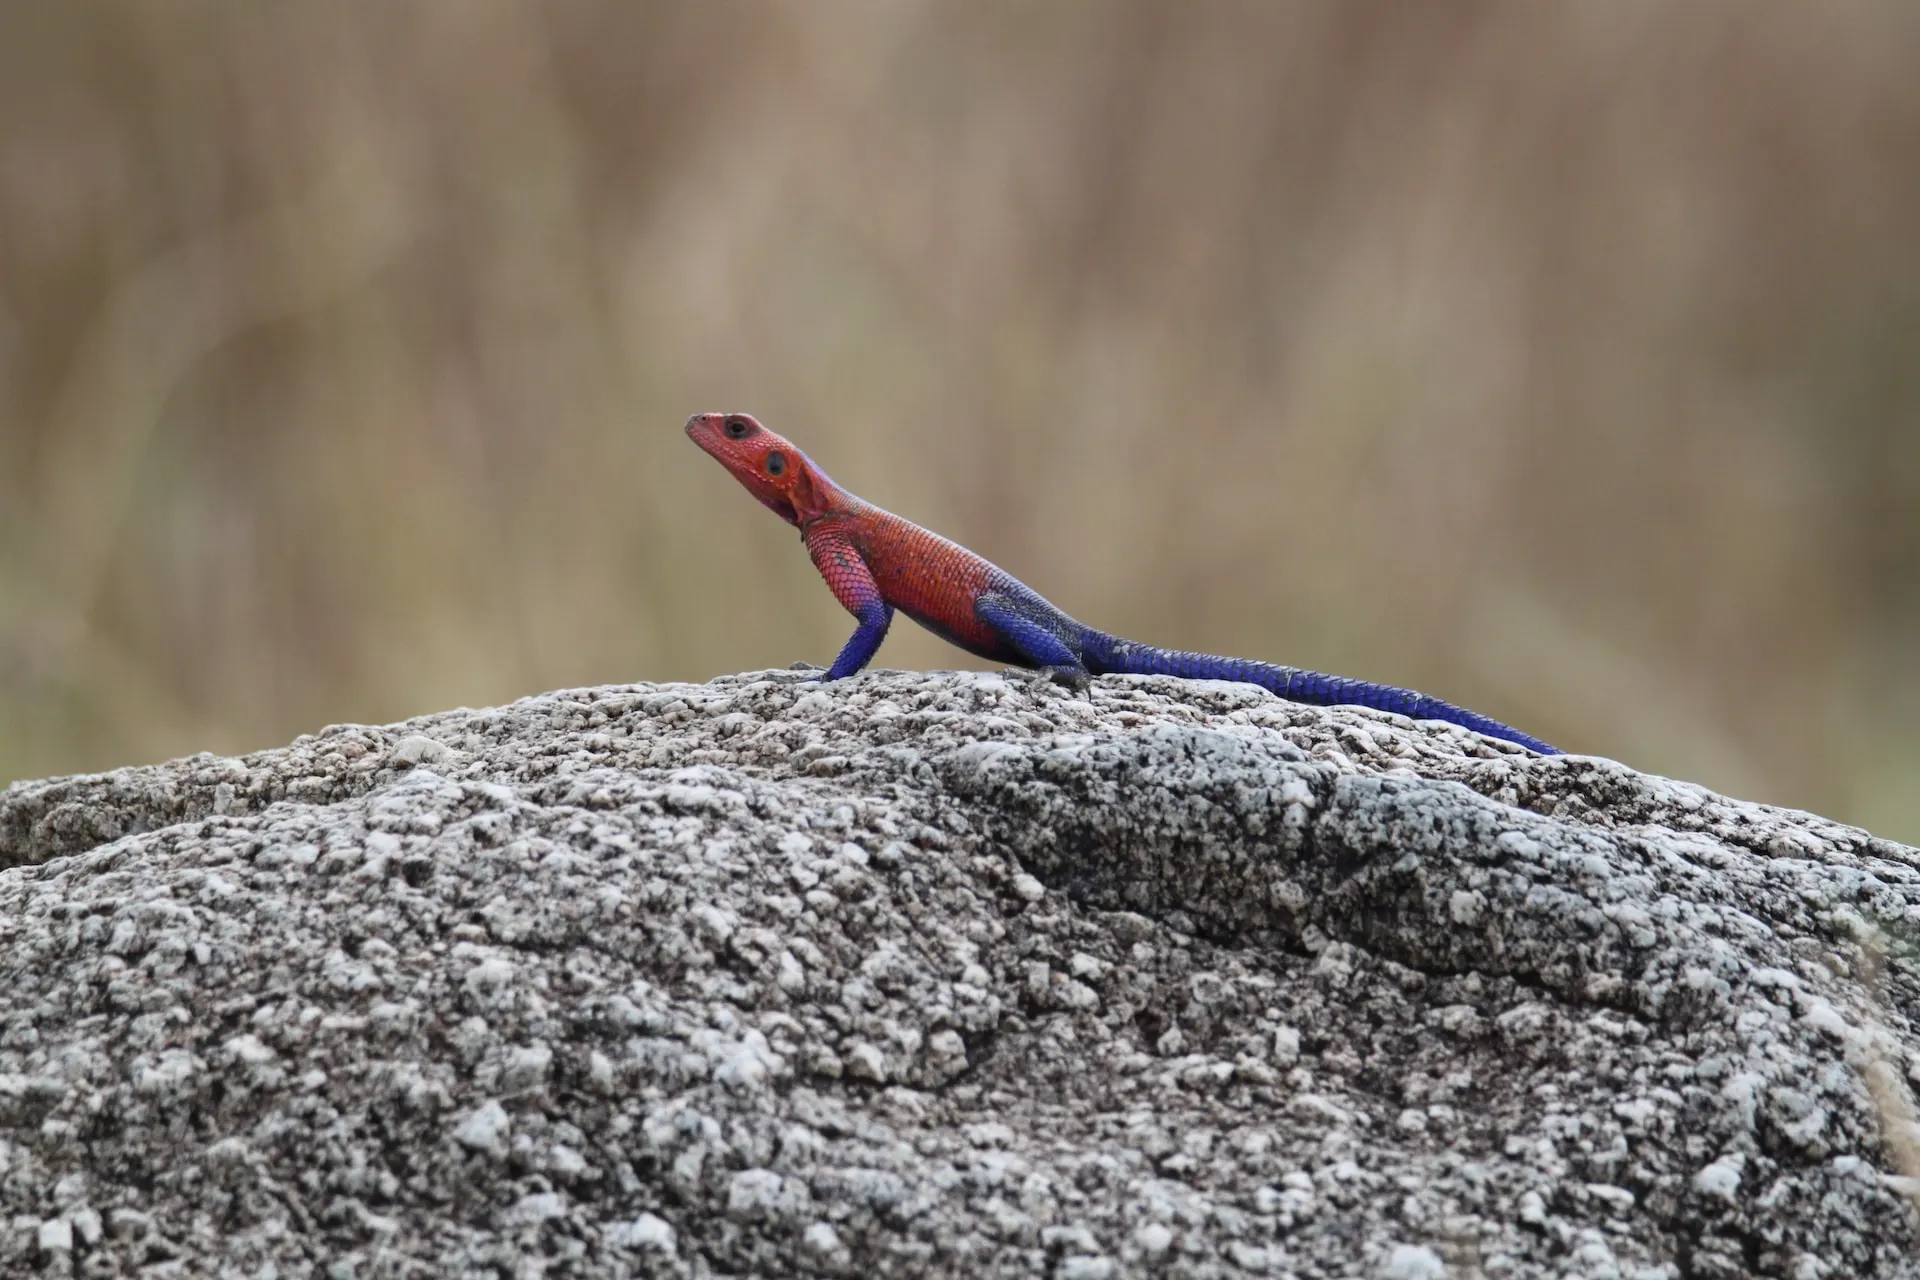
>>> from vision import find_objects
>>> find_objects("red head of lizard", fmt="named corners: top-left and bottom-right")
top-left (684, 412), bottom-right (844, 528)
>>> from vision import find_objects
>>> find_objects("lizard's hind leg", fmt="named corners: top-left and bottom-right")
top-left (975, 594), bottom-right (1091, 690)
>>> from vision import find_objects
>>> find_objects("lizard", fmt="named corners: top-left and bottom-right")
top-left (685, 411), bottom-right (1561, 754)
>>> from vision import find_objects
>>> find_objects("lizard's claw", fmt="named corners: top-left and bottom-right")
top-left (788, 661), bottom-right (827, 673)
top-left (1041, 664), bottom-right (1092, 693)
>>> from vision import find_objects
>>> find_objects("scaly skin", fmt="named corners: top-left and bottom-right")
top-left (685, 412), bottom-right (1561, 754)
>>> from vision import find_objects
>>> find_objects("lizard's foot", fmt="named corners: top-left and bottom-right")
top-left (788, 661), bottom-right (827, 673)
top-left (1040, 664), bottom-right (1092, 693)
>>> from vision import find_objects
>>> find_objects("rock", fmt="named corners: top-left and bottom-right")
top-left (1381, 1243), bottom-right (1447, 1279)
top-left (451, 1099), bottom-right (513, 1158)
top-left (1, 668), bottom-right (1918, 1277)
top-left (36, 1217), bottom-right (72, 1254)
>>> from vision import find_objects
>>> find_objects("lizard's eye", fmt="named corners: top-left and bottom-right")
top-left (765, 451), bottom-right (786, 477)
top-left (724, 417), bottom-right (753, 440)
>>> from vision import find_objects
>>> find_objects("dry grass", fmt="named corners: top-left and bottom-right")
top-left (1, 1), bottom-right (1916, 841)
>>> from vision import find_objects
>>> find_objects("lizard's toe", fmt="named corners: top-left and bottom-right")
top-left (1042, 664), bottom-right (1093, 692)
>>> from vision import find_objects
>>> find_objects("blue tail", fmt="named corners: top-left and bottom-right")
top-left (1080, 632), bottom-right (1560, 754)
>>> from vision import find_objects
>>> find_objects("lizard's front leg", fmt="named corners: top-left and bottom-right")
top-left (805, 525), bottom-right (894, 679)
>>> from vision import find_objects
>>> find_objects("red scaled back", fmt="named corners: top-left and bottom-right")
top-left (837, 506), bottom-right (1019, 664)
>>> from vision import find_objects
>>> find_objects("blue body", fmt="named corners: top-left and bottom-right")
top-left (819, 555), bottom-right (1561, 754)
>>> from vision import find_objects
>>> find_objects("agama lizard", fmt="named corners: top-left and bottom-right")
top-left (686, 412), bottom-right (1560, 754)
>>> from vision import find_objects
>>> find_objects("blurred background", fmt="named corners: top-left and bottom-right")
top-left (0, 1), bottom-right (1915, 841)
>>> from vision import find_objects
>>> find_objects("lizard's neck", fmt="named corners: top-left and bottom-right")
top-left (782, 457), bottom-right (855, 528)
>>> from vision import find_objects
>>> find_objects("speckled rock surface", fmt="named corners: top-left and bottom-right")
top-left (2, 669), bottom-right (1919, 1278)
